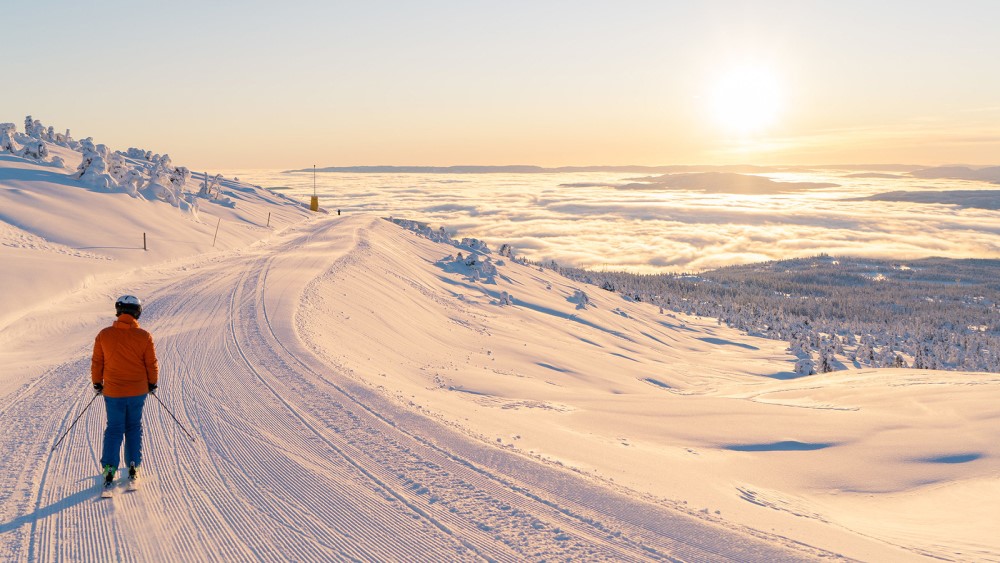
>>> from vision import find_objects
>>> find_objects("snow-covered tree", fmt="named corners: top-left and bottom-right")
top-left (53, 128), bottom-right (74, 147)
top-left (74, 152), bottom-right (94, 178)
top-left (27, 116), bottom-right (47, 138)
top-left (467, 254), bottom-right (498, 282)
top-left (120, 167), bottom-right (145, 196)
top-left (572, 289), bottom-right (591, 309)
top-left (878, 346), bottom-right (899, 369)
top-left (78, 154), bottom-right (115, 189)
top-left (24, 116), bottom-right (42, 138)
top-left (198, 172), bottom-right (210, 195)
top-left (144, 158), bottom-right (179, 204)
top-left (794, 358), bottom-right (815, 377)
top-left (106, 152), bottom-right (129, 184)
top-left (74, 138), bottom-right (114, 188)
top-left (389, 218), bottom-right (456, 244)
top-left (170, 166), bottom-right (191, 193)
top-left (156, 154), bottom-right (172, 168)
top-left (198, 172), bottom-right (223, 199)
top-left (818, 349), bottom-right (835, 373)
top-left (461, 237), bottom-right (490, 253)
top-left (788, 332), bottom-right (811, 356)
top-left (78, 137), bottom-right (97, 155)
top-left (126, 147), bottom-right (152, 160)
top-left (0, 123), bottom-right (18, 153)
top-left (18, 138), bottom-right (48, 160)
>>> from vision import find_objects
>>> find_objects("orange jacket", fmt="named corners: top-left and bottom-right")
top-left (91, 314), bottom-right (159, 398)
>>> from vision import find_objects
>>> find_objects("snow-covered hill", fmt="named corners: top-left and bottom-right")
top-left (2, 128), bottom-right (999, 561)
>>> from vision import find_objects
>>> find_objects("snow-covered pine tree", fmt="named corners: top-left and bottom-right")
top-left (121, 167), bottom-right (145, 196)
top-left (18, 138), bottom-right (48, 160)
top-left (78, 155), bottom-right (115, 189)
top-left (24, 116), bottom-right (42, 138)
top-left (818, 349), bottom-right (835, 373)
top-left (74, 138), bottom-right (116, 189)
top-left (0, 123), bottom-right (18, 153)
top-left (170, 166), bottom-right (191, 193)
top-left (199, 172), bottom-right (210, 196)
top-left (106, 152), bottom-right (129, 184)
top-left (794, 358), bottom-right (815, 376)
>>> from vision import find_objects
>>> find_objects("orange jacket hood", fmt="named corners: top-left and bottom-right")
top-left (91, 314), bottom-right (159, 398)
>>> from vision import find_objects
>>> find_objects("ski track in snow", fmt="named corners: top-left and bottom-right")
top-left (0, 216), bottom-right (835, 562)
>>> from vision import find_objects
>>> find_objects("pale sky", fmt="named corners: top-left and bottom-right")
top-left (5, 0), bottom-right (1000, 169)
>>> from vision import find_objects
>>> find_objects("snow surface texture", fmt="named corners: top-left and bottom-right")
top-left (2, 137), bottom-right (999, 561)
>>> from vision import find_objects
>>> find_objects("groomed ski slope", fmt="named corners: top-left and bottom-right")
top-left (0, 214), bottom-right (841, 562)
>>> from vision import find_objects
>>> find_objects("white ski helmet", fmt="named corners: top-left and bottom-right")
top-left (115, 295), bottom-right (142, 319)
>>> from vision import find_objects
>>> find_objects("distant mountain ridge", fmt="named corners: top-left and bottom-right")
top-left (857, 189), bottom-right (1000, 210)
top-left (910, 165), bottom-right (1000, 182)
top-left (621, 171), bottom-right (839, 193)
top-left (284, 164), bottom-right (928, 174)
top-left (286, 164), bottom-right (777, 174)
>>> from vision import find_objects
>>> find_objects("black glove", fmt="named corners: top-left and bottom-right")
top-left (148, 383), bottom-right (158, 394)
top-left (93, 383), bottom-right (103, 394)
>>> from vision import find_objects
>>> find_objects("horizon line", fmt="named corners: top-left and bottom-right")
top-left (282, 163), bottom-right (958, 174)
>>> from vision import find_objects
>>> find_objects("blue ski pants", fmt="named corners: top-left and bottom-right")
top-left (100, 394), bottom-right (147, 470)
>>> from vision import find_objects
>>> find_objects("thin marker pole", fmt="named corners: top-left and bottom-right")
top-left (212, 217), bottom-right (221, 247)
top-left (310, 164), bottom-right (320, 211)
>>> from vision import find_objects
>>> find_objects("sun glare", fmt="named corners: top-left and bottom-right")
top-left (710, 65), bottom-right (782, 135)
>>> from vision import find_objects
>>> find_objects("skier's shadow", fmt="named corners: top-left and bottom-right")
top-left (0, 479), bottom-right (103, 534)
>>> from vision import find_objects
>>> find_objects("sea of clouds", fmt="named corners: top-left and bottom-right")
top-left (223, 169), bottom-right (1000, 273)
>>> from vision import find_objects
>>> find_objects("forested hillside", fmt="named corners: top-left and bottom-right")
top-left (560, 256), bottom-right (1000, 374)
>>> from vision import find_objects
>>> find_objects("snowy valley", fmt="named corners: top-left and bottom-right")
top-left (1, 119), bottom-right (999, 561)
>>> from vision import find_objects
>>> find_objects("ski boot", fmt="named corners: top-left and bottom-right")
top-left (100, 465), bottom-right (116, 498)
top-left (127, 462), bottom-right (140, 491)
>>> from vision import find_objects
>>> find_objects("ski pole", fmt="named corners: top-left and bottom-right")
top-left (51, 391), bottom-right (101, 452)
top-left (150, 391), bottom-right (197, 443)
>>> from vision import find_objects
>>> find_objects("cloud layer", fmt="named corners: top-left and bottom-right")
top-left (229, 169), bottom-right (1000, 273)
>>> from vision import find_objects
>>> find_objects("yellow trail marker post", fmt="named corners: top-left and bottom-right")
top-left (310, 164), bottom-right (319, 211)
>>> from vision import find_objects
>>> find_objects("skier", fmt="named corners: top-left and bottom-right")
top-left (91, 295), bottom-right (159, 493)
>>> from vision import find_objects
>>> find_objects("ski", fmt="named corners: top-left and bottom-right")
top-left (126, 478), bottom-right (140, 492)
top-left (99, 482), bottom-right (115, 498)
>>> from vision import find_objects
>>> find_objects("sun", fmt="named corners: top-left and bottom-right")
top-left (710, 65), bottom-right (783, 135)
